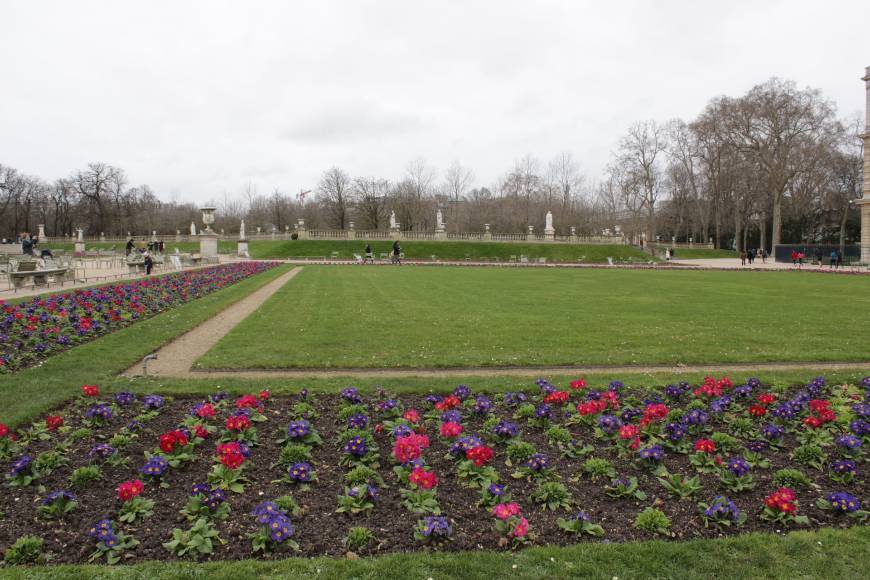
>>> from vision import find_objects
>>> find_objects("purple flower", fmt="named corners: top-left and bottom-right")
top-left (341, 387), bottom-right (362, 404)
top-left (114, 392), bottom-right (136, 406)
top-left (288, 462), bottom-right (314, 482)
top-left (267, 513), bottom-right (295, 542)
top-left (440, 410), bottom-right (462, 424)
top-left (378, 399), bottom-right (398, 412)
top-left (665, 422), bottom-right (686, 441)
top-left (287, 420), bottom-right (311, 439)
top-left (251, 501), bottom-right (281, 523)
top-left (831, 459), bottom-right (857, 475)
top-left (210, 391), bottom-right (229, 403)
top-left (142, 394), bottom-right (165, 409)
top-left (704, 496), bottom-right (741, 521)
top-left (87, 444), bottom-right (116, 460)
top-left (424, 394), bottom-right (443, 406)
top-left (733, 385), bottom-right (753, 398)
top-left (836, 435), bottom-right (862, 450)
top-left (608, 380), bottom-right (624, 392)
top-left (42, 489), bottom-right (77, 504)
top-left (536, 379), bottom-right (556, 395)
top-left (453, 384), bottom-right (471, 400)
top-left (746, 440), bottom-right (768, 453)
top-left (87, 519), bottom-right (119, 548)
top-left (571, 510), bottom-right (592, 522)
top-left (535, 404), bottom-right (553, 420)
top-left (487, 483), bottom-right (506, 497)
top-left (140, 456), bottom-right (169, 477)
top-left (726, 456), bottom-right (751, 477)
top-left (684, 409), bottom-right (709, 426)
top-left (204, 488), bottom-right (226, 509)
top-left (419, 516), bottom-right (452, 538)
top-left (493, 420), bottom-right (519, 438)
top-left (710, 396), bottom-right (732, 414)
top-left (9, 455), bottom-right (32, 476)
top-left (347, 413), bottom-right (370, 430)
top-left (85, 403), bottom-right (113, 421)
top-left (639, 445), bottom-right (664, 462)
top-left (850, 419), bottom-right (869, 436)
top-left (391, 424), bottom-right (413, 438)
top-left (854, 403), bottom-right (870, 418)
top-left (621, 407), bottom-right (642, 422)
top-left (191, 483), bottom-right (211, 496)
top-left (523, 453), bottom-right (549, 471)
top-left (827, 491), bottom-right (860, 513)
top-left (344, 436), bottom-right (367, 457)
top-left (762, 424), bottom-right (785, 440)
top-left (503, 392), bottom-right (527, 406)
top-left (597, 414), bottom-right (622, 434)
top-left (472, 396), bottom-right (493, 414)
top-left (664, 384), bottom-right (685, 399)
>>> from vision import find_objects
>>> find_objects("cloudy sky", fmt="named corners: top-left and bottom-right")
top-left (2, 0), bottom-right (868, 203)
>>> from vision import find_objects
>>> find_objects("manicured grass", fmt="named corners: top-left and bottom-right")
top-left (196, 266), bottom-right (870, 369)
top-left (3, 527), bottom-right (867, 579)
top-left (47, 240), bottom-right (650, 263)
top-left (670, 248), bottom-right (738, 259)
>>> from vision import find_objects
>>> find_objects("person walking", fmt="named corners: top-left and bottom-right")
top-left (740, 250), bottom-right (747, 266)
top-left (391, 240), bottom-right (402, 265)
top-left (749, 248), bottom-right (756, 264)
top-left (830, 249), bottom-right (839, 269)
top-left (143, 251), bottom-right (154, 275)
top-left (790, 250), bottom-right (798, 266)
top-left (21, 233), bottom-right (34, 257)
top-left (364, 243), bottom-right (374, 264)
top-left (125, 238), bottom-right (134, 256)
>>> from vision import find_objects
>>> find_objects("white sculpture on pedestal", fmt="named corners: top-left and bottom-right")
top-left (436, 209), bottom-right (444, 231)
top-left (389, 211), bottom-right (397, 230)
top-left (545, 211), bottom-right (554, 231)
top-left (190, 222), bottom-right (197, 236)
top-left (239, 220), bottom-right (246, 240)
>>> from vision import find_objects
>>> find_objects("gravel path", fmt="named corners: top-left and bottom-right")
top-left (124, 266), bottom-right (303, 377)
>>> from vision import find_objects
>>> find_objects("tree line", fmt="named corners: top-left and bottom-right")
top-left (1, 77), bottom-right (863, 250)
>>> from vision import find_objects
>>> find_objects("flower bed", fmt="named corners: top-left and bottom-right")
top-left (0, 262), bottom-right (280, 372)
top-left (0, 376), bottom-right (867, 564)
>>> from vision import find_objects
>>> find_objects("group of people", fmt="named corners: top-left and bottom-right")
top-left (739, 248), bottom-right (767, 265)
top-left (125, 238), bottom-right (159, 274)
top-left (361, 241), bottom-right (403, 265)
top-left (788, 249), bottom-right (843, 268)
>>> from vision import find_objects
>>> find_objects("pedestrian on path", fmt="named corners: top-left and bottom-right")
top-left (391, 240), bottom-right (402, 265)
top-left (740, 250), bottom-right (747, 266)
top-left (364, 243), bottom-right (374, 264)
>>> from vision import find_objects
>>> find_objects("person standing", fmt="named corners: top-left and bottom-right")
top-left (830, 249), bottom-right (838, 269)
top-left (392, 240), bottom-right (402, 265)
top-left (364, 243), bottom-right (374, 264)
top-left (125, 238), bottom-right (134, 256)
top-left (740, 250), bottom-right (747, 266)
top-left (143, 251), bottom-right (154, 275)
top-left (21, 233), bottom-right (33, 256)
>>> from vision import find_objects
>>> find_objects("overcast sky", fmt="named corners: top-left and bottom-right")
top-left (2, 0), bottom-right (868, 203)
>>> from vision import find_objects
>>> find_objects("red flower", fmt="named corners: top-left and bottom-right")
top-left (577, 400), bottom-right (607, 416)
top-left (117, 479), bottom-right (144, 501)
top-left (640, 403), bottom-right (669, 426)
top-left (466, 445), bottom-right (494, 467)
top-left (216, 442), bottom-right (245, 469)
top-left (81, 385), bottom-right (99, 397)
top-left (544, 390), bottom-right (569, 405)
top-left (194, 425), bottom-right (209, 439)
top-left (258, 389), bottom-right (270, 401)
top-left (492, 502), bottom-right (521, 520)
top-left (159, 430), bottom-right (189, 453)
top-left (764, 487), bottom-right (798, 513)
top-left (434, 395), bottom-right (461, 411)
top-left (440, 421), bottom-right (463, 438)
top-left (808, 399), bottom-right (830, 414)
top-left (393, 435), bottom-right (424, 464)
top-left (569, 378), bottom-right (587, 390)
top-left (235, 394), bottom-right (260, 410)
top-left (45, 416), bottom-right (64, 431)
top-left (512, 516), bottom-right (529, 538)
top-left (195, 403), bottom-right (216, 419)
top-left (0, 423), bottom-right (9, 438)
top-left (629, 436), bottom-right (641, 451)
top-left (757, 393), bottom-right (775, 406)
top-left (403, 409), bottom-right (421, 424)
top-left (226, 415), bottom-right (251, 432)
top-left (619, 425), bottom-right (640, 440)
top-left (748, 404), bottom-right (767, 417)
top-left (694, 438), bottom-right (716, 453)
top-left (374, 423), bottom-right (384, 434)
top-left (408, 467), bottom-right (438, 490)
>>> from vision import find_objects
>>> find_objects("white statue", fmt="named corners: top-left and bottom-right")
top-left (190, 222), bottom-right (197, 236)
top-left (436, 209), bottom-right (444, 230)
top-left (545, 211), bottom-right (554, 231)
top-left (76, 228), bottom-right (84, 242)
top-left (239, 220), bottom-right (246, 240)
top-left (389, 211), bottom-right (397, 229)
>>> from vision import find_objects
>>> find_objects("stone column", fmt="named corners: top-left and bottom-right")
top-left (483, 224), bottom-right (492, 241)
top-left (296, 219), bottom-right (308, 240)
top-left (858, 66), bottom-right (870, 265)
top-left (527, 225), bottom-right (534, 240)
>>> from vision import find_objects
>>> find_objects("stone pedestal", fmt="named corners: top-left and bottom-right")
top-left (100, 232), bottom-right (106, 242)
top-left (434, 226), bottom-right (446, 240)
top-left (569, 226), bottom-right (577, 244)
top-left (527, 225), bottom-right (534, 240)
top-left (74, 241), bottom-right (85, 255)
top-left (176, 230), bottom-right (182, 242)
top-left (237, 240), bottom-right (249, 258)
top-left (199, 232), bottom-right (219, 259)
top-left (543, 227), bottom-right (555, 241)
top-left (347, 223), bottom-right (356, 240)
top-left (37, 224), bottom-right (46, 240)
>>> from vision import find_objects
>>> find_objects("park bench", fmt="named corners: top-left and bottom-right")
top-left (7, 259), bottom-right (70, 291)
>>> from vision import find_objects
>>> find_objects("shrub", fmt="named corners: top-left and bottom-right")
top-left (583, 458), bottom-right (616, 481)
top-left (163, 518), bottom-right (220, 559)
top-left (773, 468), bottom-right (813, 488)
top-left (530, 481), bottom-right (572, 511)
top-left (278, 443), bottom-right (312, 466)
top-left (505, 440), bottom-right (536, 465)
top-left (69, 466), bottom-right (102, 488)
top-left (792, 444), bottom-right (827, 470)
top-left (344, 526), bottom-right (375, 551)
top-left (3, 536), bottom-right (46, 565)
top-left (274, 495), bottom-right (303, 517)
top-left (634, 507), bottom-right (671, 536)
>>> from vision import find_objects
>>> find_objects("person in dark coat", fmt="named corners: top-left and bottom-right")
top-left (143, 251), bottom-right (154, 275)
top-left (125, 238), bottom-right (134, 256)
top-left (364, 243), bottom-right (374, 264)
top-left (21, 234), bottom-right (34, 256)
top-left (391, 240), bottom-right (402, 265)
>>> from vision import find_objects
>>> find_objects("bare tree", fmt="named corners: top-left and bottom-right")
top-left (617, 121), bottom-right (666, 241)
top-left (317, 167), bottom-right (352, 229)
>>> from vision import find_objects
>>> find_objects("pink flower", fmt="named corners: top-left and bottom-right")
top-left (492, 502), bottom-right (521, 520)
top-left (512, 517), bottom-right (529, 537)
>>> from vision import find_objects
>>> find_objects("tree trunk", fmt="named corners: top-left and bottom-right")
top-left (771, 193), bottom-right (782, 248)
top-left (839, 209), bottom-right (848, 257)
top-left (759, 216), bottom-right (767, 254)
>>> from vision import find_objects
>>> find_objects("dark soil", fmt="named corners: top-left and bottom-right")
top-left (0, 387), bottom-right (866, 564)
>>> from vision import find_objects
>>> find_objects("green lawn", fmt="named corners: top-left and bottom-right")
top-left (50, 240), bottom-right (651, 263)
top-left (4, 527), bottom-right (866, 579)
top-left (196, 266), bottom-right (870, 369)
